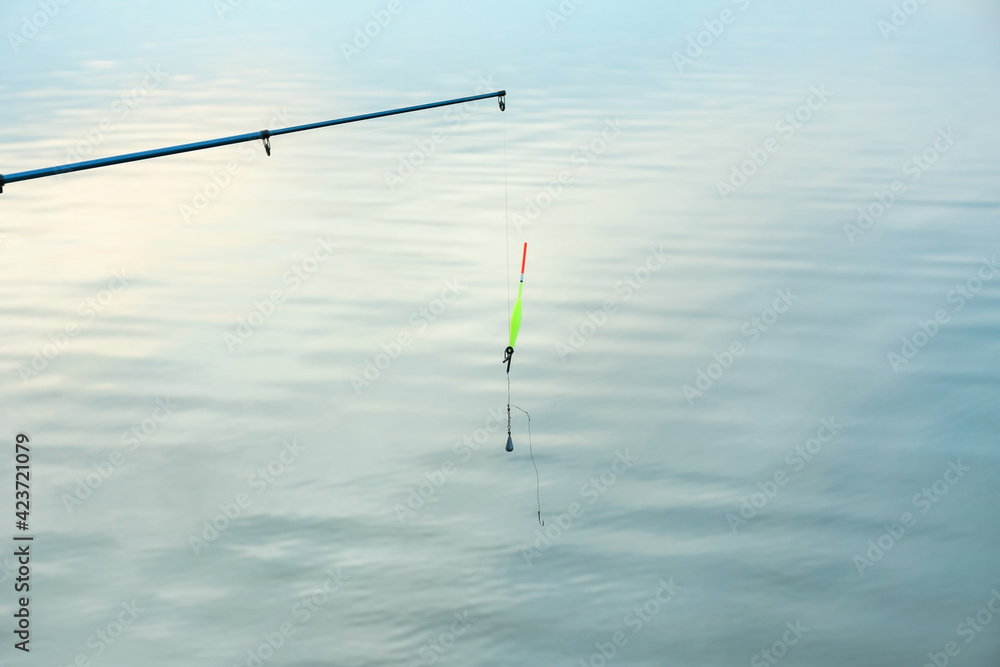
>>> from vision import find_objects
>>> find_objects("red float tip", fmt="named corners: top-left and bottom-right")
top-left (520, 242), bottom-right (527, 274)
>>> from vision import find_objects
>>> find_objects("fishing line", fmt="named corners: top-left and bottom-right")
top-left (503, 100), bottom-right (513, 451)
top-left (503, 103), bottom-right (511, 333)
top-left (510, 405), bottom-right (543, 526)
top-left (498, 95), bottom-right (543, 526)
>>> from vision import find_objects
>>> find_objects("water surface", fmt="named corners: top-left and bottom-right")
top-left (1, 1), bottom-right (999, 665)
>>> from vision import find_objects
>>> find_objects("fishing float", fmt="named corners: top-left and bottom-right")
top-left (502, 244), bottom-right (543, 524)
top-left (503, 242), bottom-right (527, 450)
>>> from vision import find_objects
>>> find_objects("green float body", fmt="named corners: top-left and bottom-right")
top-left (509, 282), bottom-right (523, 349)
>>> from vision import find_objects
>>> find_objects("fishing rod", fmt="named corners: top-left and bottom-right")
top-left (0, 90), bottom-right (507, 193)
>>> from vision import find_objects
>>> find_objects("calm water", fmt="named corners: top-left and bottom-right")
top-left (1, 1), bottom-right (999, 665)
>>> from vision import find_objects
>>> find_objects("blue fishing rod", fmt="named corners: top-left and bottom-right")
top-left (0, 90), bottom-right (507, 193)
